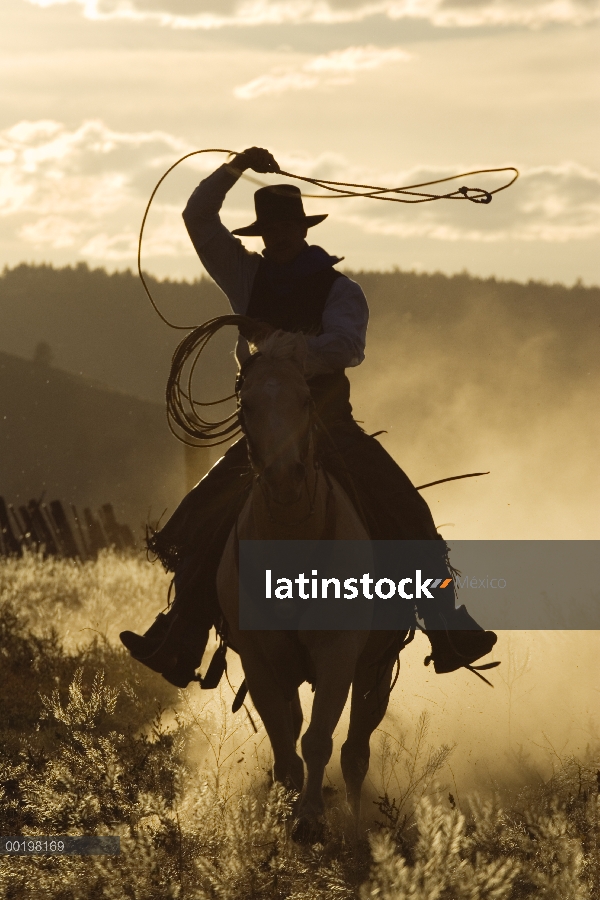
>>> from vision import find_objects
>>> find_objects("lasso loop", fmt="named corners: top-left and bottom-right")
top-left (140, 149), bottom-right (519, 445)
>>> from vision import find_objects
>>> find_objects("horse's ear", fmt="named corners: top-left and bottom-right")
top-left (235, 334), bottom-right (252, 368)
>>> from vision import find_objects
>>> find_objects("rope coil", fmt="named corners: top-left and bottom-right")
top-left (166, 314), bottom-right (256, 447)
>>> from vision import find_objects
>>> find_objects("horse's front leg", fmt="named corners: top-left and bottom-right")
top-left (294, 633), bottom-right (364, 842)
top-left (239, 648), bottom-right (305, 791)
top-left (218, 533), bottom-right (305, 792)
top-left (341, 633), bottom-right (401, 821)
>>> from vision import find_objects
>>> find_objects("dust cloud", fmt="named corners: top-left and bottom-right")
top-left (184, 272), bottom-right (600, 810)
top-left (182, 629), bottom-right (599, 820)
top-left (347, 272), bottom-right (599, 803)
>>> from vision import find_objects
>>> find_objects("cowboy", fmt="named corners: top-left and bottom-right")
top-left (120, 147), bottom-right (495, 687)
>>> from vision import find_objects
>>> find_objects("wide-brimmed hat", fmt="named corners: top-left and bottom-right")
top-left (231, 184), bottom-right (327, 236)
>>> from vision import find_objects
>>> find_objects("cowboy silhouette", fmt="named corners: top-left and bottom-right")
top-left (120, 147), bottom-right (495, 687)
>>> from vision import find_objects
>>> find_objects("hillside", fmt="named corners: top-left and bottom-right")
top-left (1, 263), bottom-right (598, 408)
top-left (0, 350), bottom-right (185, 534)
top-left (0, 263), bottom-right (232, 405)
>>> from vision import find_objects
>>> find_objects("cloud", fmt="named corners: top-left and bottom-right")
top-left (19, 216), bottom-right (84, 249)
top-left (0, 120), bottom-right (227, 261)
top-left (304, 45), bottom-right (411, 72)
top-left (1, 119), bottom-right (598, 275)
top-left (23, 0), bottom-right (600, 29)
top-left (235, 71), bottom-right (320, 99)
top-left (234, 45), bottom-right (411, 99)
top-left (325, 160), bottom-right (600, 242)
top-left (0, 119), bottom-right (188, 216)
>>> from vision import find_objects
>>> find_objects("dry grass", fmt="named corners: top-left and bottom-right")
top-left (1, 552), bottom-right (599, 899)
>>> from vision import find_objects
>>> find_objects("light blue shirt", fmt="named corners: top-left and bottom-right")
top-left (183, 164), bottom-right (369, 374)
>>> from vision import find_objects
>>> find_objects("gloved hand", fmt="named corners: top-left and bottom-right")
top-left (230, 147), bottom-right (281, 174)
top-left (238, 319), bottom-right (278, 347)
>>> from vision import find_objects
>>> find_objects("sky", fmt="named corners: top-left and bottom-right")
top-left (1, 0), bottom-right (599, 285)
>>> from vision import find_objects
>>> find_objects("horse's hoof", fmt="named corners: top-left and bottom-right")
top-left (292, 815), bottom-right (325, 845)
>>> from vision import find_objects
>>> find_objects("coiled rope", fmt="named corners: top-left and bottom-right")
top-left (166, 313), bottom-right (256, 447)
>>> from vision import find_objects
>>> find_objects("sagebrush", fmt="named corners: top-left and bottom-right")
top-left (1, 552), bottom-right (598, 899)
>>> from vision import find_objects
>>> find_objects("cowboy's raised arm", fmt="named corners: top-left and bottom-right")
top-left (182, 148), bottom-right (279, 313)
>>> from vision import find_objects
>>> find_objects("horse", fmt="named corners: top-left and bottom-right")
top-left (216, 330), bottom-right (407, 841)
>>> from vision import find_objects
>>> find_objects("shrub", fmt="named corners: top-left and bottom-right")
top-left (1, 553), bottom-right (599, 899)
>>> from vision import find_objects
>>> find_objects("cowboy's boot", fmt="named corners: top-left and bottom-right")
top-left (120, 603), bottom-right (209, 688)
top-left (422, 604), bottom-right (498, 674)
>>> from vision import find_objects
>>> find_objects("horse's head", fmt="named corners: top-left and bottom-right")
top-left (236, 331), bottom-right (313, 506)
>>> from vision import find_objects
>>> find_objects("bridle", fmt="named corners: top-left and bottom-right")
top-left (235, 352), bottom-right (323, 526)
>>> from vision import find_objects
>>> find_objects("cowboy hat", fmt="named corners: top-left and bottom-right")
top-left (232, 184), bottom-right (327, 236)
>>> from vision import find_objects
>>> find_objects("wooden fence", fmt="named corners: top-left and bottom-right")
top-left (0, 495), bottom-right (136, 561)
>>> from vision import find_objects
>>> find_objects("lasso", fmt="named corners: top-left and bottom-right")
top-left (139, 148), bottom-right (516, 461)
top-left (138, 148), bottom-right (518, 330)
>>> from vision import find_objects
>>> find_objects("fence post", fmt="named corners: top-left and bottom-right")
top-left (0, 497), bottom-right (21, 556)
top-left (84, 508), bottom-right (108, 557)
top-left (49, 500), bottom-right (81, 560)
top-left (28, 499), bottom-right (59, 556)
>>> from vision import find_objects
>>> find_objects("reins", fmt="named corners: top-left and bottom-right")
top-left (256, 464), bottom-right (324, 527)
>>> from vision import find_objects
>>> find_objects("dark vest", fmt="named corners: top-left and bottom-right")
top-left (246, 260), bottom-right (353, 425)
